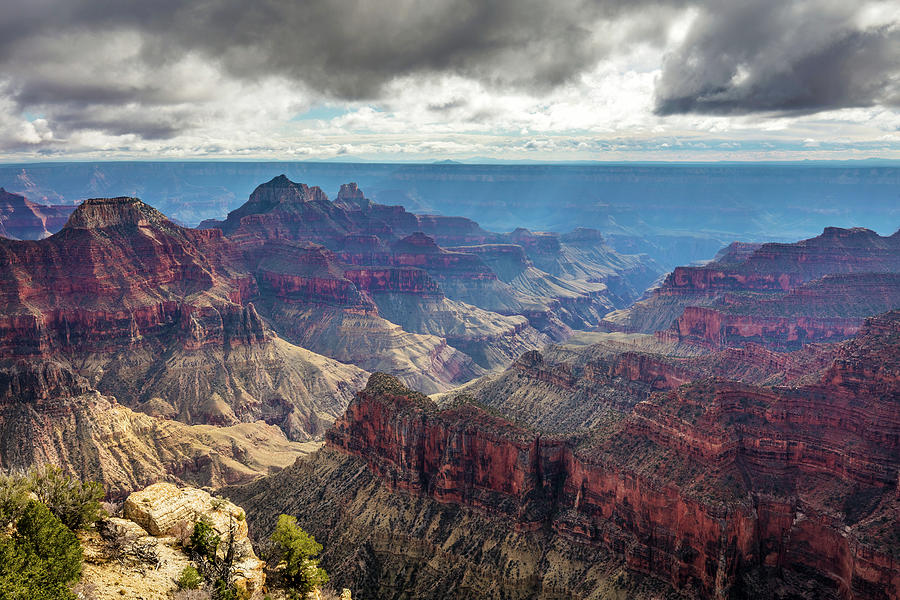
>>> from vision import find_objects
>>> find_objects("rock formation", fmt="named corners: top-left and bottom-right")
top-left (601, 227), bottom-right (900, 350)
top-left (218, 176), bottom-right (660, 338)
top-left (0, 179), bottom-right (656, 489)
top-left (234, 312), bottom-right (900, 600)
top-left (83, 483), bottom-right (265, 598)
top-left (0, 196), bottom-right (369, 441)
top-left (0, 188), bottom-right (74, 240)
top-left (668, 273), bottom-right (900, 349)
top-left (0, 359), bottom-right (320, 497)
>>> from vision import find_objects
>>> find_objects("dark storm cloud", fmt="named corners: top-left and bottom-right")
top-left (0, 0), bottom-right (680, 102)
top-left (654, 1), bottom-right (900, 115)
top-left (0, 0), bottom-right (897, 146)
top-left (50, 110), bottom-right (191, 140)
top-left (428, 99), bottom-right (469, 113)
top-left (0, 0), bottom-right (686, 143)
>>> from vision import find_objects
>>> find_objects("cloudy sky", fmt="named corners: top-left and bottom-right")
top-left (1, 0), bottom-right (898, 162)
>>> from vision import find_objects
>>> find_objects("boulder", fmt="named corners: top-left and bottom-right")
top-left (124, 482), bottom-right (265, 596)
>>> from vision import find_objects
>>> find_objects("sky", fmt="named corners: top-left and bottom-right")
top-left (0, 0), bottom-right (898, 162)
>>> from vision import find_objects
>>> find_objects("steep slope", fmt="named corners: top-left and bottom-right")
top-left (368, 293), bottom-right (547, 371)
top-left (0, 197), bottom-right (368, 440)
top-left (215, 178), bottom-right (554, 378)
top-left (455, 330), bottom-right (835, 434)
top-left (234, 313), bottom-right (900, 600)
top-left (511, 227), bottom-right (660, 303)
top-left (0, 188), bottom-right (74, 240)
top-left (448, 228), bottom-right (661, 329)
top-left (217, 175), bottom-right (356, 248)
top-left (668, 272), bottom-right (900, 349)
top-left (0, 360), bottom-right (318, 497)
top-left (447, 242), bottom-right (616, 331)
top-left (246, 241), bottom-right (487, 392)
top-left (233, 448), bottom-right (687, 600)
top-left (94, 335), bottom-right (368, 440)
top-left (218, 176), bottom-right (659, 337)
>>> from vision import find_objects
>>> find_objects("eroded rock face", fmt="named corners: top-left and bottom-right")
top-left (326, 375), bottom-right (748, 597)
top-left (0, 188), bottom-right (74, 240)
top-left (216, 180), bottom-right (554, 389)
top-left (0, 178), bottom-right (655, 491)
top-left (0, 194), bottom-right (370, 441)
top-left (231, 448), bottom-right (685, 600)
top-left (0, 196), bottom-right (252, 357)
top-left (602, 227), bottom-right (900, 347)
top-left (459, 331), bottom-right (834, 434)
top-left (222, 176), bottom-right (659, 334)
top-left (0, 360), bottom-right (319, 496)
top-left (667, 273), bottom-right (900, 349)
top-left (322, 313), bottom-right (900, 599)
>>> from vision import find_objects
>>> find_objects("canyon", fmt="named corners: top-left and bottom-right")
top-left (601, 227), bottom-right (900, 349)
top-left (1, 171), bottom-right (898, 600)
top-left (0, 175), bottom-right (659, 492)
top-left (234, 311), bottom-right (900, 599)
top-left (0, 188), bottom-right (74, 240)
top-left (5, 162), bottom-right (897, 269)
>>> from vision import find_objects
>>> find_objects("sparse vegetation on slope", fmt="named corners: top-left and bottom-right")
top-left (0, 467), bottom-right (105, 600)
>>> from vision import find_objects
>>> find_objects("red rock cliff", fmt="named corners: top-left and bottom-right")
top-left (327, 374), bottom-right (755, 598)
top-left (0, 197), bottom-right (263, 356)
top-left (669, 273), bottom-right (900, 349)
top-left (0, 189), bottom-right (74, 240)
top-left (328, 313), bottom-right (900, 599)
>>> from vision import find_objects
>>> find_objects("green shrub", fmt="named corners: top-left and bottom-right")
top-left (0, 501), bottom-right (83, 599)
top-left (214, 577), bottom-right (239, 600)
top-left (28, 465), bottom-right (104, 531)
top-left (178, 565), bottom-right (202, 590)
top-left (188, 518), bottom-right (221, 563)
top-left (184, 517), bottom-right (246, 600)
top-left (271, 514), bottom-right (329, 596)
top-left (0, 473), bottom-right (31, 528)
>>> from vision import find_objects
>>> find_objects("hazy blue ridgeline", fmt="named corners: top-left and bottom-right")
top-left (2, 162), bottom-right (897, 268)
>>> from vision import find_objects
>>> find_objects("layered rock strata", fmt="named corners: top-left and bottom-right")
top-left (217, 176), bottom-right (660, 335)
top-left (0, 188), bottom-right (74, 240)
top-left (668, 273), bottom-right (900, 349)
top-left (0, 360), bottom-right (320, 496)
top-left (601, 227), bottom-right (900, 347)
top-left (264, 313), bottom-right (900, 599)
top-left (0, 196), bottom-right (369, 440)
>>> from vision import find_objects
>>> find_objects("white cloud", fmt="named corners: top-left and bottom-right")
top-left (0, 2), bottom-right (897, 162)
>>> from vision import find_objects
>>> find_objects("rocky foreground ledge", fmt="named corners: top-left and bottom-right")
top-left (81, 483), bottom-right (265, 599)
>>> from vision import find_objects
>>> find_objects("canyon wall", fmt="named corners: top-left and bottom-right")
top-left (601, 227), bottom-right (900, 342)
top-left (324, 313), bottom-right (900, 599)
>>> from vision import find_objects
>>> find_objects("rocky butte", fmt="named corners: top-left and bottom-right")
top-left (601, 227), bottom-right (900, 349)
top-left (0, 194), bottom-right (368, 493)
top-left (207, 175), bottom-right (661, 337)
top-left (232, 311), bottom-right (900, 600)
top-left (0, 196), bottom-right (368, 437)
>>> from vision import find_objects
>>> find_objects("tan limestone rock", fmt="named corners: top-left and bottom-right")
top-left (123, 482), bottom-right (265, 596)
